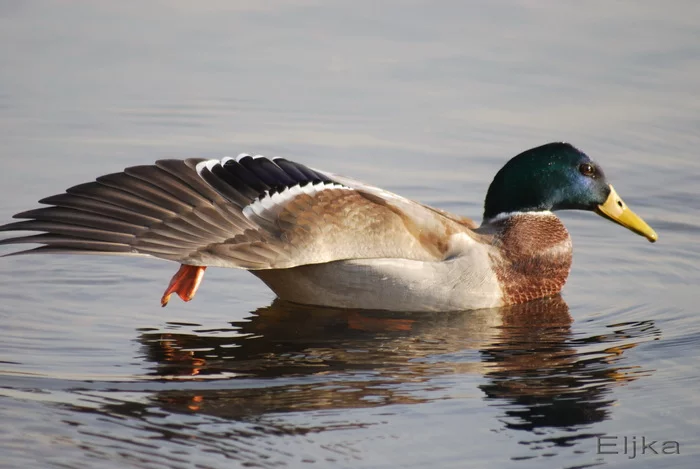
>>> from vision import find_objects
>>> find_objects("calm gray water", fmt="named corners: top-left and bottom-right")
top-left (1, 1), bottom-right (699, 468)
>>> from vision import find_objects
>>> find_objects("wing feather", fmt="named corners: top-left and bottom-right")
top-left (12, 207), bottom-right (145, 234)
top-left (38, 193), bottom-right (161, 225)
top-left (0, 155), bottom-right (476, 267)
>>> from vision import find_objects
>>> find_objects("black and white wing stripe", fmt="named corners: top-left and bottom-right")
top-left (0, 154), bottom-right (468, 269)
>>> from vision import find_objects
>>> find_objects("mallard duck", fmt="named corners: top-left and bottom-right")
top-left (0, 142), bottom-right (656, 311)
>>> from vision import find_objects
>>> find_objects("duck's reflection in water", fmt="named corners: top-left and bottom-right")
top-left (67, 297), bottom-right (660, 467)
top-left (136, 296), bottom-right (656, 433)
top-left (478, 299), bottom-right (658, 450)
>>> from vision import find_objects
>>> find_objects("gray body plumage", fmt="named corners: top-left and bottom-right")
top-left (0, 154), bottom-right (504, 310)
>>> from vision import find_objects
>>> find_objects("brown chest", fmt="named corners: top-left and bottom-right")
top-left (489, 214), bottom-right (573, 305)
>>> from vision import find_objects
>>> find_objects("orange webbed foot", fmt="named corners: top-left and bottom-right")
top-left (161, 265), bottom-right (207, 307)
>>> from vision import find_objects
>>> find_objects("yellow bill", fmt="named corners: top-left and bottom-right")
top-left (595, 185), bottom-right (657, 242)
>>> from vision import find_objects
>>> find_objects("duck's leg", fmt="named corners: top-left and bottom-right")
top-left (161, 265), bottom-right (207, 307)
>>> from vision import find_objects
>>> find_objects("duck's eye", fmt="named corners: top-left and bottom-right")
top-left (579, 163), bottom-right (596, 177)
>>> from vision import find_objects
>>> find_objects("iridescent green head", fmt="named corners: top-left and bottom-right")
top-left (483, 142), bottom-right (657, 242)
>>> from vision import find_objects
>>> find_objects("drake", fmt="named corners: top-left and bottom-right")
top-left (0, 142), bottom-right (656, 311)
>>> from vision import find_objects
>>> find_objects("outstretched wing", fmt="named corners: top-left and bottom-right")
top-left (0, 155), bottom-right (475, 269)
